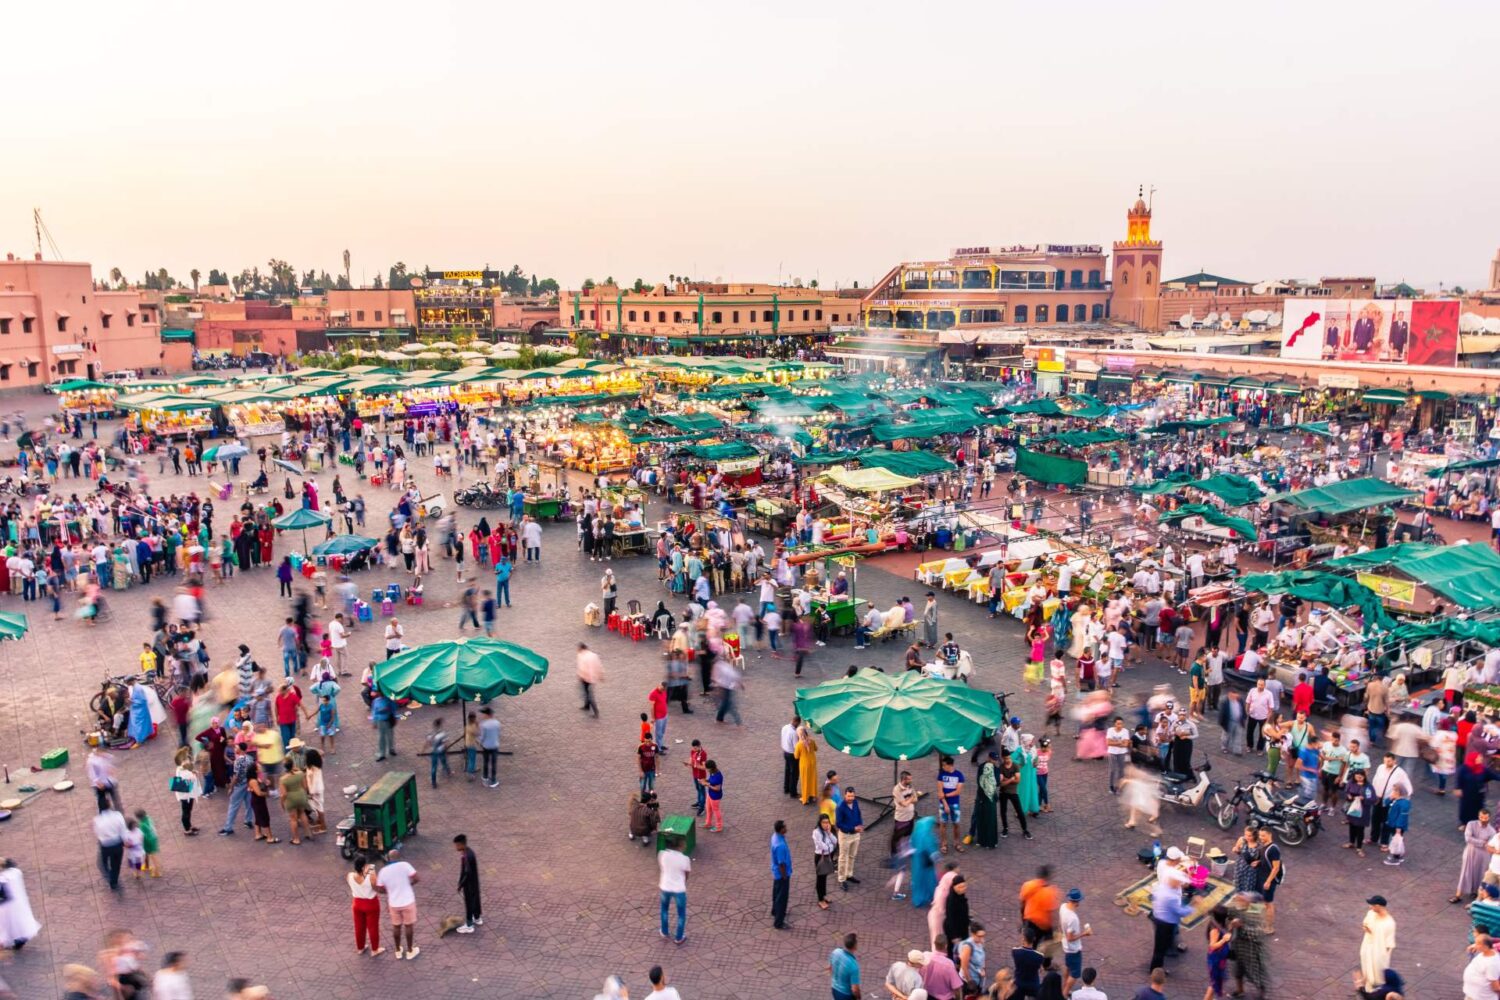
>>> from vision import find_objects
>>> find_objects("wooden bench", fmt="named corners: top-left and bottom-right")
top-left (867, 619), bottom-right (918, 644)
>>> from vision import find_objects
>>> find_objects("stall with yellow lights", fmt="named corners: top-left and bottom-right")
top-left (54, 379), bottom-right (122, 416)
top-left (116, 392), bottom-right (218, 438)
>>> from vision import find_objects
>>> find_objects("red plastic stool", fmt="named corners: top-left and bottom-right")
top-left (631, 620), bottom-right (645, 641)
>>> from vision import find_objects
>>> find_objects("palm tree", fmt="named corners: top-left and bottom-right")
top-left (190, 268), bottom-right (201, 293)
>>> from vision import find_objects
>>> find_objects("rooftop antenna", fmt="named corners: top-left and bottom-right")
top-left (33, 208), bottom-right (63, 261)
top-left (1148, 185), bottom-right (1157, 211)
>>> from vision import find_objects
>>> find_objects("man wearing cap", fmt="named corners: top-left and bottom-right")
top-left (1359, 895), bottom-right (1396, 994)
top-left (1060, 887), bottom-right (1093, 993)
top-left (1149, 848), bottom-right (1193, 973)
top-left (885, 950), bottom-right (926, 1000)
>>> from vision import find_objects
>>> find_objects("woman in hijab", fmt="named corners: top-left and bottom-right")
top-left (941, 876), bottom-right (971, 960)
top-left (126, 678), bottom-right (154, 746)
top-left (1016, 737), bottom-right (1041, 817)
top-left (1453, 806), bottom-right (1495, 904)
top-left (195, 716), bottom-right (230, 791)
top-left (795, 724), bottom-right (819, 806)
top-left (973, 752), bottom-right (1000, 849)
top-left (1459, 751), bottom-right (1494, 827)
top-left (927, 863), bottom-right (961, 950)
top-left (909, 816), bottom-right (940, 908)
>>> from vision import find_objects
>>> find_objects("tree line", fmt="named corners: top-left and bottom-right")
top-left (105, 260), bottom-right (561, 298)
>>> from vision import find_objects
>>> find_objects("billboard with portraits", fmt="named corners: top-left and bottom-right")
top-left (1280, 298), bottom-right (1459, 367)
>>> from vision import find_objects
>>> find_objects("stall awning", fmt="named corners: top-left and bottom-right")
top-left (817, 465), bottom-right (920, 493)
top-left (161, 328), bottom-right (194, 341)
top-left (1238, 570), bottom-right (1394, 631)
top-left (1427, 457), bottom-right (1500, 478)
top-left (1270, 477), bottom-right (1417, 515)
top-left (853, 449), bottom-right (955, 476)
top-left (1326, 543), bottom-right (1500, 610)
top-left (1362, 388), bottom-right (1408, 405)
top-left (1158, 503), bottom-right (1258, 540)
top-left (1015, 446), bottom-right (1087, 486)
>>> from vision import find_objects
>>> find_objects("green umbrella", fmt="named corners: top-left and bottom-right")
top-left (273, 507), bottom-right (333, 553)
top-left (0, 611), bottom-right (29, 641)
top-left (374, 637), bottom-right (549, 705)
top-left (794, 668), bottom-right (1002, 760)
top-left (311, 534), bottom-right (378, 556)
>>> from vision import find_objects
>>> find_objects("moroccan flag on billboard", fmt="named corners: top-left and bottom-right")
top-left (1407, 300), bottom-right (1460, 368)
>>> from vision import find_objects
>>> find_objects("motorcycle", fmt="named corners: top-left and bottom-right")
top-left (1212, 771), bottom-right (1323, 845)
top-left (455, 482), bottom-right (504, 509)
top-left (1155, 759), bottom-right (1218, 812)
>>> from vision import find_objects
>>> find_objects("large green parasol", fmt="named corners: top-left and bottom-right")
top-left (794, 668), bottom-right (1002, 760)
top-left (375, 637), bottom-right (549, 705)
top-left (0, 611), bottom-right (30, 641)
top-left (272, 506), bottom-right (333, 553)
top-left (311, 534), bottom-right (378, 556)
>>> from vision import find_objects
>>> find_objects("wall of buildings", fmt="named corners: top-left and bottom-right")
top-left (0, 255), bottom-right (187, 386)
top-left (326, 289), bottom-right (415, 331)
top-left (561, 282), bottom-right (852, 338)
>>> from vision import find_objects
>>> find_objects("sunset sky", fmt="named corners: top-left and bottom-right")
top-left (3, 0), bottom-right (1495, 291)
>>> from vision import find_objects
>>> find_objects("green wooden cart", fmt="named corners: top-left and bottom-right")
top-left (811, 597), bottom-right (868, 634)
top-left (338, 770), bottom-right (420, 861)
top-left (524, 496), bottom-right (563, 520)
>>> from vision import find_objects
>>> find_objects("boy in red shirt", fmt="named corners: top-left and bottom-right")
top-left (684, 739), bottom-right (708, 816)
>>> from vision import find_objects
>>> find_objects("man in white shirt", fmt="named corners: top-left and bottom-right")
top-left (1059, 887), bottom-right (1093, 993)
top-left (658, 839), bottom-right (691, 944)
top-left (1466, 933), bottom-right (1500, 1000)
top-left (328, 613), bottom-right (349, 675)
top-left (93, 804), bottom-right (129, 891)
top-left (1186, 551), bottom-right (1206, 589)
top-left (644, 964), bottom-right (684, 1000)
top-left (1239, 646), bottom-right (1263, 676)
top-left (1245, 678), bottom-right (1275, 751)
top-left (781, 714), bottom-right (801, 798)
top-left (375, 848), bottom-right (421, 959)
top-left (521, 517), bottom-right (542, 563)
top-left (1070, 966), bottom-right (1108, 999)
top-left (1106, 717), bottom-right (1132, 793)
top-left (384, 618), bottom-right (405, 660)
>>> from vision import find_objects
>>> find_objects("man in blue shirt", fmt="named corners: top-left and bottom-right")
top-left (829, 932), bottom-right (862, 1000)
top-left (493, 556), bottom-right (512, 608)
top-left (770, 819), bottom-right (792, 930)
top-left (834, 788), bottom-right (864, 891)
top-left (371, 691), bottom-right (397, 761)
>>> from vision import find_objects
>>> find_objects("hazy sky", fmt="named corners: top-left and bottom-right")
top-left (3, 1), bottom-right (1496, 291)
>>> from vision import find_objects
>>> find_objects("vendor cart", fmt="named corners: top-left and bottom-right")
top-left (337, 770), bottom-right (419, 862)
top-left (524, 495), bottom-right (563, 521)
top-left (417, 492), bottom-right (446, 519)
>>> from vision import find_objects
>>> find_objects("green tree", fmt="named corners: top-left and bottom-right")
top-left (207, 268), bottom-right (229, 286)
top-left (632, 278), bottom-right (647, 292)
top-left (810, 279), bottom-right (819, 289)
top-left (190, 268), bottom-right (201, 292)
top-left (372, 273), bottom-right (384, 289)
top-left (528, 273), bottom-right (540, 296)
top-left (536, 278), bottom-right (560, 295)
top-left (334, 274), bottom-right (352, 290)
top-left (604, 275), bottom-right (616, 287)
top-left (388, 262), bottom-right (413, 290)
top-left (582, 277), bottom-right (596, 292)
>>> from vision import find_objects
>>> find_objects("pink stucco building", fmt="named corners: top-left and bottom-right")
top-left (0, 254), bottom-right (185, 387)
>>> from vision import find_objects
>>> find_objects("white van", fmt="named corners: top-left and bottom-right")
top-left (102, 370), bottom-right (139, 384)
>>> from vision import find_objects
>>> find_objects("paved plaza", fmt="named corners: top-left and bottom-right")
top-left (0, 404), bottom-right (1477, 998)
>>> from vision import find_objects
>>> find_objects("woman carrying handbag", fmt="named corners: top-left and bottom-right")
top-left (813, 815), bottom-right (838, 910)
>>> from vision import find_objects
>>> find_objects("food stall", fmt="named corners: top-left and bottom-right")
top-left (55, 379), bottom-right (121, 416)
top-left (211, 389), bottom-right (289, 438)
top-left (1260, 477), bottom-right (1418, 566)
top-left (117, 392), bottom-right (217, 438)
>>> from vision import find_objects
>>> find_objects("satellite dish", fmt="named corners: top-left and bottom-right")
top-left (1252, 283), bottom-right (1269, 295)
top-left (1204, 312), bottom-right (1219, 326)
top-left (1485, 318), bottom-right (1500, 335)
top-left (1461, 312), bottom-right (1486, 333)
top-left (1267, 312), bottom-right (1281, 328)
top-left (1245, 309), bottom-right (1269, 324)
top-left (1178, 313), bottom-right (1195, 329)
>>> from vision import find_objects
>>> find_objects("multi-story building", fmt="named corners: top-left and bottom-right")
top-left (415, 269), bottom-right (498, 334)
top-left (860, 244), bottom-right (1113, 331)
top-left (559, 281), bottom-right (855, 351)
top-left (326, 289), bottom-right (416, 335)
top-left (0, 253), bottom-right (177, 386)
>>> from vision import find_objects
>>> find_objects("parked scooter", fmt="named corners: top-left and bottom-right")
top-left (1212, 771), bottom-right (1323, 845)
top-left (1155, 758), bottom-right (1218, 813)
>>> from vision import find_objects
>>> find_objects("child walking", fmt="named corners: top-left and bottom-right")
top-left (135, 809), bottom-right (161, 878)
top-left (124, 817), bottom-right (147, 879)
top-left (704, 760), bottom-right (725, 832)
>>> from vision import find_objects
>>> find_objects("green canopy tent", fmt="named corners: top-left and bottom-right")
top-left (1375, 617), bottom-right (1500, 650)
top-left (1132, 471), bottom-right (1196, 495)
top-left (1014, 446), bottom-right (1087, 486)
top-left (794, 668), bottom-right (1003, 822)
top-left (1003, 398), bottom-right (1064, 417)
top-left (817, 465), bottom-right (920, 494)
top-left (311, 534), bottom-right (380, 556)
top-left (1325, 543), bottom-right (1500, 610)
top-left (375, 636), bottom-right (549, 705)
top-left (1157, 504), bottom-right (1258, 540)
top-left (1426, 457), bottom-right (1500, 478)
top-left (1269, 478), bottom-right (1418, 516)
top-left (0, 611), bottom-right (30, 641)
top-left (793, 449), bottom-right (859, 466)
top-left (1186, 474), bottom-right (1265, 507)
top-left (870, 412), bottom-right (978, 442)
top-left (853, 448), bottom-right (955, 476)
top-left (1294, 422), bottom-right (1335, 438)
top-left (1238, 570), bottom-right (1395, 632)
top-left (1033, 428), bottom-right (1131, 450)
top-left (1143, 417), bottom-right (1235, 435)
top-left (684, 441), bottom-right (759, 463)
top-left (272, 506), bottom-right (333, 553)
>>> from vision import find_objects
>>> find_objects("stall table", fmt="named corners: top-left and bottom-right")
top-left (811, 597), bottom-right (868, 634)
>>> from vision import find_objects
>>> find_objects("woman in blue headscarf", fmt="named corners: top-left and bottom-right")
top-left (908, 815), bottom-right (940, 908)
top-left (126, 679), bottom-right (153, 745)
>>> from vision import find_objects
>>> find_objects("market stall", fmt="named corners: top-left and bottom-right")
top-left (117, 392), bottom-right (217, 438)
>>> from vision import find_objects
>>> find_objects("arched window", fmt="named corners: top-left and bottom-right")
top-left (627, 310), bottom-right (637, 322)
top-left (1145, 271), bottom-right (1153, 286)
top-left (1036, 304), bottom-right (1050, 322)
top-left (1014, 305), bottom-right (1028, 323)
top-left (1119, 270), bottom-right (1129, 286)
top-left (1091, 304), bottom-right (1104, 320)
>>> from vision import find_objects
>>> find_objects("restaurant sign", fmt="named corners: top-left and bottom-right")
top-left (951, 246), bottom-right (992, 257)
top-left (1105, 355), bottom-right (1137, 371)
top-left (1036, 347), bottom-right (1066, 373)
top-left (1317, 373), bottom-right (1361, 390)
top-left (1356, 572), bottom-right (1417, 607)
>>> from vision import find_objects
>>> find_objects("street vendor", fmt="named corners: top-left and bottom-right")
top-left (830, 571), bottom-right (849, 597)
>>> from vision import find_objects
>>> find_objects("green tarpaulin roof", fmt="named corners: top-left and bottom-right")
top-left (1326, 543), bottom-right (1500, 609)
top-left (1427, 457), bottom-right (1500, 477)
top-left (819, 465), bottom-right (920, 493)
top-left (1363, 388), bottom-right (1408, 405)
top-left (1187, 473), bottom-right (1265, 507)
top-left (161, 328), bottom-right (194, 341)
top-left (1143, 416), bottom-right (1235, 434)
top-left (1132, 471), bottom-right (1196, 495)
top-left (793, 667), bottom-right (1002, 759)
top-left (1238, 570), bottom-right (1394, 632)
top-left (1035, 428), bottom-right (1130, 449)
top-left (1158, 503), bottom-right (1258, 540)
top-left (1295, 422), bottom-right (1335, 437)
top-left (685, 441), bottom-right (758, 461)
top-left (1015, 446), bottom-right (1087, 486)
top-left (1271, 477), bottom-right (1417, 516)
top-left (53, 378), bottom-right (115, 392)
top-left (871, 413), bottom-right (977, 442)
top-left (657, 413), bottom-right (725, 434)
top-left (793, 449), bottom-right (859, 465)
top-left (1379, 618), bottom-right (1500, 649)
top-left (853, 449), bottom-right (955, 476)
